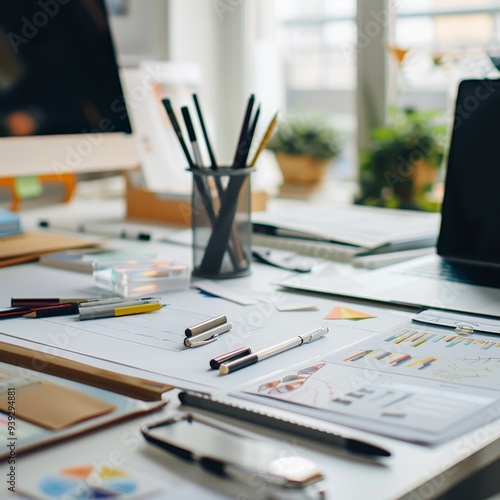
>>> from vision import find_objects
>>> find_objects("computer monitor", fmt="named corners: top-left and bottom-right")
top-left (0, 0), bottom-right (138, 177)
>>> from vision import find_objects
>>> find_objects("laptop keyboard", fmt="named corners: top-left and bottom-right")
top-left (399, 260), bottom-right (500, 287)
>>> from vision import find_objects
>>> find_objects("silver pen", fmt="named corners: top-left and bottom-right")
top-left (219, 326), bottom-right (329, 375)
top-left (185, 314), bottom-right (228, 337)
top-left (79, 297), bottom-right (157, 308)
top-left (184, 322), bottom-right (234, 348)
top-left (78, 297), bottom-right (125, 308)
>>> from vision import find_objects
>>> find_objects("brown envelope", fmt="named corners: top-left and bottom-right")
top-left (0, 231), bottom-right (98, 267)
top-left (0, 382), bottom-right (116, 430)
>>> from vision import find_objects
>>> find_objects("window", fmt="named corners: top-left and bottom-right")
top-left (269, 0), bottom-right (500, 186)
top-left (394, 0), bottom-right (500, 112)
top-left (274, 0), bottom-right (357, 181)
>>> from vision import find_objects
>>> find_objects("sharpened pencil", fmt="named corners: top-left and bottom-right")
top-left (11, 297), bottom-right (104, 307)
top-left (249, 112), bottom-right (278, 167)
top-left (0, 307), bottom-right (33, 320)
top-left (23, 302), bottom-right (80, 318)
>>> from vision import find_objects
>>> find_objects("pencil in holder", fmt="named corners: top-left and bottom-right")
top-left (191, 167), bottom-right (253, 279)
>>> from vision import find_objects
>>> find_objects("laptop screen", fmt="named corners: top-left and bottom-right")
top-left (437, 79), bottom-right (500, 266)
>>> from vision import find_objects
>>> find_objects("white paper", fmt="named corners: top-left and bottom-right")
top-left (193, 280), bottom-right (259, 305)
top-left (238, 321), bottom-right (500, 445)
top-left (253, 204), bottom-right (440, 249)
top-left (0, 262), bottom-right (410, 393)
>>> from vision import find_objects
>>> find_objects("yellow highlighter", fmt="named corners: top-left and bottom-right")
top-left (80, 302), bottom-right (163, 321)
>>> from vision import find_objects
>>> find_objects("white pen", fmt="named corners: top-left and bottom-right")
top-left (219, 326), bottom-right (329, 375)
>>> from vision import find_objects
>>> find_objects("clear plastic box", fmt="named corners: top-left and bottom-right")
top-left (93, 259), bottom-right (191, 297)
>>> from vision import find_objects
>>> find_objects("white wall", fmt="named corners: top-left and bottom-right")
top-left (167, 0), bottom-right (250, 163)
top-left (107, 0), bottom-right (169, 66)
top-left (108, 0), bottom-right (282, 187)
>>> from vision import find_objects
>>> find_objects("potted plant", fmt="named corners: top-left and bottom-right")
top-left (266, 113), bottom-right (342, 187)
top-left (356, 107), bottom-right (446, 211)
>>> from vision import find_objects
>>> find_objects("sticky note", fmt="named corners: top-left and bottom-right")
top-left (14, 176), bottom-right (43, 199)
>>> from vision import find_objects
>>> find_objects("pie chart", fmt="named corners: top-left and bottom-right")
top-left (39, 465), bottom-right (137, 498)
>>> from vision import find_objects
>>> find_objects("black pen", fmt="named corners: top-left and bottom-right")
top-left (209, 346), bottom-right (252, 369)
top-left (162, 98), bottom-right (195, 169)
top-left (232, 94), bottom-right (255, 169)
top-left (192, 94), bottom-right (227, 204)
top-left (240, 104), bottom-right (260, 168)
top-left (163, 99), bottom-right (218, 226)
top-left (181, 106), bottom-right (204, 168)
top-left (192, 94), bottom-right (218, 170)
top-left (178, 391), bottom-right (391, 458)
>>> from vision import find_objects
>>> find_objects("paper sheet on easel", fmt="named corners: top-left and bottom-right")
top-left (324, 306), bottom-right (375, 320)
top-left (121, 62), bottom-right (201, 194)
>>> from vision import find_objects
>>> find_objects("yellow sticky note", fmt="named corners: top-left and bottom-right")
top-left (325, 306), bottom-right (375, 320)
top-left (14, 176), bottom-right (43, 199)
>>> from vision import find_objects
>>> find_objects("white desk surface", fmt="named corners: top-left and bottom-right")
top-left (0, 194), bottom-right (499, 499)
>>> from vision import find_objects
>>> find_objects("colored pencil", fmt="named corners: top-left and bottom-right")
top-left (23, 302), bottom-right (80, 318)
top-left (11, 297), bottom-right (103, 307)
top-left (249, 112), bottom-right (278, 167)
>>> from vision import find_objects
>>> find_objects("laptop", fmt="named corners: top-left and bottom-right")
top-left (280, 79), bottom-right (500, 317)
